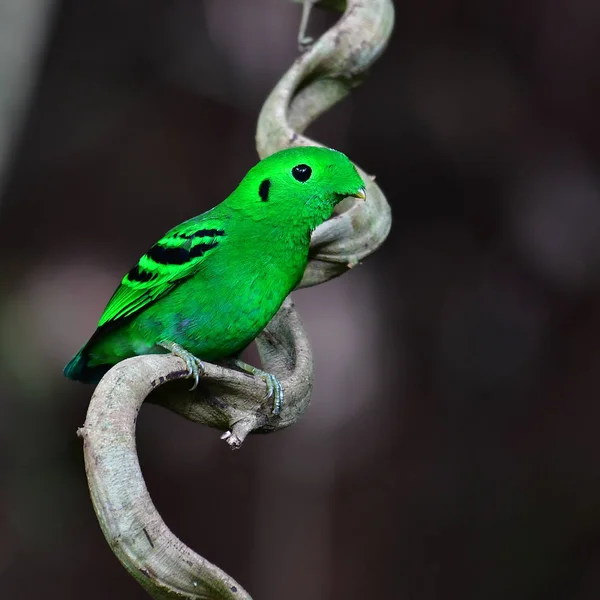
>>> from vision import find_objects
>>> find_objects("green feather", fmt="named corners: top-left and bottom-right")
top-left (97, 218), bottom-right (225, 327)
top-left (64, 146), bottom-right (366, 384)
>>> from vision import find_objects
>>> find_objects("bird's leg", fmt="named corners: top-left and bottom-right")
top-left (298, 0), bottom-right (318, 52)
top-left (158, 341), bottom-right (205, 391)
top-left (227, 358), bottom-right (284, 416)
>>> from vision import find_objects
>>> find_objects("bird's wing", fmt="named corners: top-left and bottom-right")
top-left (97, 217), bottom-right (226, 328)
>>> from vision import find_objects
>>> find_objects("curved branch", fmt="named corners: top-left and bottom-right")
top-left (147, 298), bottom-right (314, 444)
top-left (257, 0), bottom-right (394, 287)
top-left (79, 298), bottom-right (309, 600)
top-left (80, 1), bottom-right (395, 598)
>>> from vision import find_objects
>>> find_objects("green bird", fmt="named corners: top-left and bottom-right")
top-left (64, 146), bottom-right (366, 414)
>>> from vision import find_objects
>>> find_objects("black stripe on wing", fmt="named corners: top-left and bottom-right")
top-left (177, 228), bottom-right (225, 240)
top-left (146, 236), bottom-right (222, 266)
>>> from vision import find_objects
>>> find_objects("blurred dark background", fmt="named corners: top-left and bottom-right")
top-left (2, 0), bottom-right (600, 598)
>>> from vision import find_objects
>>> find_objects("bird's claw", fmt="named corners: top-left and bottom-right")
top-left (186, 357), bottom-right (206, 391)
top-left (228, 359), bottom-right (284, 416)
top-left (261, 372), bottom-right (284, 415)
top-left (158, 341), bottom-right (205, 391)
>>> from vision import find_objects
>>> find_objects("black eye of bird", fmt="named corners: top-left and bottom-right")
top-left (291, 164), bottom-right (312, 182)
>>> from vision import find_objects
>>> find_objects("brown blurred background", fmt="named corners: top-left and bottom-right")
top-left (2, 0), bottom-right (600, 598)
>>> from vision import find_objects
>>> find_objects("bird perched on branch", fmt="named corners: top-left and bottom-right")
top-left (64, 146), bottom-right (366, 414)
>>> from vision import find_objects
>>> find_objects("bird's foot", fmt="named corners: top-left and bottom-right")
top-left (228, 359), bottom-right (284, 416)
top-left (158, 341), bottom-right (205, 391)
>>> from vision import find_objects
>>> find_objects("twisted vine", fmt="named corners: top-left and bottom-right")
top-left (78, 1), bottom-right (394, 598)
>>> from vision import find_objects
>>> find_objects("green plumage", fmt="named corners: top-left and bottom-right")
top-left (64, 146), bottom-right (365, 385)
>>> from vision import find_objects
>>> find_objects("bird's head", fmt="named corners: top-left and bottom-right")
top-left (229, 146), bottom-right (366, 231)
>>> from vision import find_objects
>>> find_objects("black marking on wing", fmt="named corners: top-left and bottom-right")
top-left (177, 228), bottom-right (225, 240)
top-left (146, 238), bottom-right (220, 265)
top-left (147, 245), bottom-right (189, 265)
top-left (127, 265), bottom-right (155, 282)
top-left (259, 179), bottom-right (271, 202)
top-left (189, 240), bottom-right (219, 258)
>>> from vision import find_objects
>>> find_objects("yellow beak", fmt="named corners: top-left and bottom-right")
top-left (351, 187), bottom-right (367, 201)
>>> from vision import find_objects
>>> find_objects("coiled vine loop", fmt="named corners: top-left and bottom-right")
top-left (79, 1), bottom-right (394, 598)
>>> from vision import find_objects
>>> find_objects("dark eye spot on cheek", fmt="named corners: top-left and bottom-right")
top-left (259, 179), bottom-right (271, 201)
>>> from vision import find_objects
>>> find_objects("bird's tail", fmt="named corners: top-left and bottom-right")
top-left (63, 347), bottom-right (110, 384)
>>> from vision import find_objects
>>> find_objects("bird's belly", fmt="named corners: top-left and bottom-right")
top-left (130, 266), bottom-right (300, 360)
